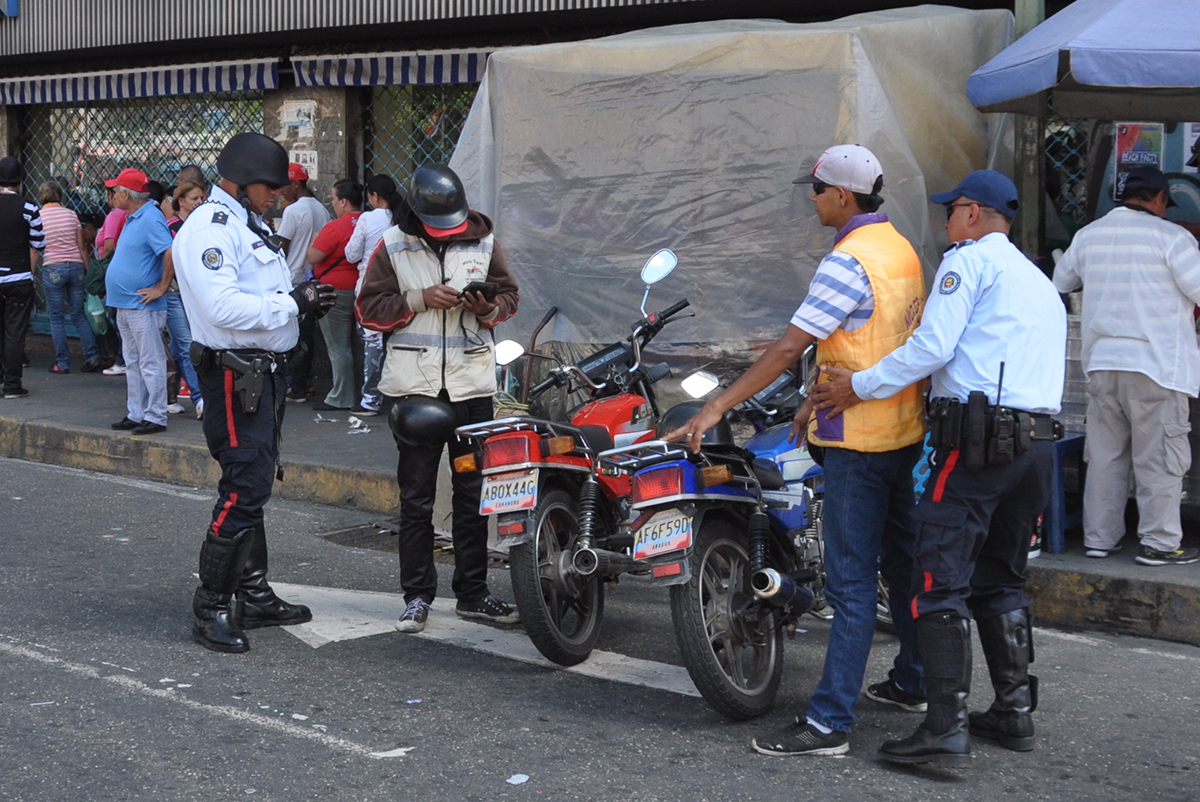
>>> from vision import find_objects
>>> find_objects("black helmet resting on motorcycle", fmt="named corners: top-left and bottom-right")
top-left (389, 395), bottom-right (459, 449)
top-left (216, 132), bottom-right (290, 189)
top-left (657, 401), bottom-right (735, 448)
top-left (408, 164), bottom-right (469, 234)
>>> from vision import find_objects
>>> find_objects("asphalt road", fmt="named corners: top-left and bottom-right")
top-left (2, 457), bottom-right (1197, 802)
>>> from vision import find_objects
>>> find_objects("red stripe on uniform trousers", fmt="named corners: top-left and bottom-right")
top-left (911, 571), bottom-right (935, 620)
top-left (224, 369), bottom-right (238, 448)
top-left (211, 492), bottom-right (239, 537)
top-left (932, 448), bottom-right (959, 503)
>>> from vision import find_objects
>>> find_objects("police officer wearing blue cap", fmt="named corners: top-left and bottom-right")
top-left (174, 132), bottom-right (337, 653)
top-left (813, 170), bottom-right (1066, 766)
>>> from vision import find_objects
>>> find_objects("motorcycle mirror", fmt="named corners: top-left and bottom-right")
top-left (640, 249), bottom-right (678, 285)
top-left (681, 370), bottom-right (720, 399)
top-left (494, 339), bottom-right (526, 366)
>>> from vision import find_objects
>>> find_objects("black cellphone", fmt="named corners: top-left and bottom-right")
top-left (459, 281), bottom-right (499, 302)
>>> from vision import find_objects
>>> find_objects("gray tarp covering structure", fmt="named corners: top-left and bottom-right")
top-left (451, 6), bottom-right (1014, 355)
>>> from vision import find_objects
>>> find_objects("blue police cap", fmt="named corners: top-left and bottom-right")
top-left (930, 170), bottom-right (1020, 219)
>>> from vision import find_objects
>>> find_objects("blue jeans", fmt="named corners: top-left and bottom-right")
top-left (806, 442), bottom-right (924, 733)
top-left (165, 291), bottom-right (202, 406)
top-left (359, 323), bottom-right (383, 410)
top-left (42, 262), bottom-right (99, 368)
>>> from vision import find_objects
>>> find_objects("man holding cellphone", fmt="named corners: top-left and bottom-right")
top-left (356, 164), bottom-right (520, 634)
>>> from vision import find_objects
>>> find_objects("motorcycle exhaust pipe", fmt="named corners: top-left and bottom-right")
top-left (752, 568), bottom-right (816, 615)
top-left (573, 547), bottom-right (646, 577)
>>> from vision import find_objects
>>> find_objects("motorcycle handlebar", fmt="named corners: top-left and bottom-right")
top-left (529, 375), bottom-right (559, 398)
top-left (658, 298), bottom-right (690, 321)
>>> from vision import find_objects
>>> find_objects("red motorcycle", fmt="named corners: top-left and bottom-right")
top-left (456, 250), bottom-right (691, 665)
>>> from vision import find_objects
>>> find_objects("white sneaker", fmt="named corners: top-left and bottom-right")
top-left (195, 398), bottom-right (205, 420)
top-left (166, 402), bottom-right (186, 415)
top-left (103, 364), bottom-right (127, 376)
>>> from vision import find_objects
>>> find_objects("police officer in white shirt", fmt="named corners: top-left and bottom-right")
top-left (173, 132), bottom-right (336, 653)
top-left (813, 171), bottom-right (1066, 767)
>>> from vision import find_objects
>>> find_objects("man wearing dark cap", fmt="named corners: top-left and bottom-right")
top-left (815, 170), bottom-right (1066, 766)
top-left (1054, 166), bottom-right (1200, 567)
top-left (0, 156), bottom-right (44, 398)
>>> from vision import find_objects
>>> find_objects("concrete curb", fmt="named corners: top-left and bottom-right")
top-left (0, 417), bottom-right (400, 515)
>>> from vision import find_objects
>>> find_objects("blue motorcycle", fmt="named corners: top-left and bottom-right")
top-left (599, 415), bottom-right (826, 720)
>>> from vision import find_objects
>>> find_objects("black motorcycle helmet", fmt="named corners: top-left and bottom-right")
top-left (656, 401), bottom-right (735, 447)
top-left (407, 164), bottom-right (469, 231)
top-left (389, 395), bottom-right (458, 448)
top-left (0, 156), bottom-right (23, 186)
top-left (216, 132), bottom-right (290, 188)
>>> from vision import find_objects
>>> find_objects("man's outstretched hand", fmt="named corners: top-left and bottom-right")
top-left (810, 366), bottom-right (863, 419)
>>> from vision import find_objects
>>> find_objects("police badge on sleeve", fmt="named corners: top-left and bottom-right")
top-left (202, 248), bottom-right (224, 270)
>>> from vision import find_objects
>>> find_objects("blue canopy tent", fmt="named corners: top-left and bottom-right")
top-left (967, 0), bottom-right (1200, 121)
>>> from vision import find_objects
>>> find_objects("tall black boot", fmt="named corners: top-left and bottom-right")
top-left (878, 614), bottom-right (972, 767)
top-left (192, 528), bottom-right (254, 653)
top-left (234, 522), bottom-right (313, 629)
top-left (969, 608), bottom-right (1035, 751)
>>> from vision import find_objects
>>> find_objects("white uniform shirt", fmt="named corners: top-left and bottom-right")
top-left (172, 184), bottom-right (300, 352)
top-left (1052, 205), bottom-right (1200, 396)
top-left (276, 195), bottom-right (330, 286)
top-left (852, 232), bottom-right (1066, 414)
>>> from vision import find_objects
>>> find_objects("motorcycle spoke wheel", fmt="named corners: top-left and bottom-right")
top-left (670, 518), bottom-right (782, 720)
top-left (509, 487), bottom-right (604, 666)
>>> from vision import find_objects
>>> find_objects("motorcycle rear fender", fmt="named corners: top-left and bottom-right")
top-left (495, 511), bottom-right (535, 549)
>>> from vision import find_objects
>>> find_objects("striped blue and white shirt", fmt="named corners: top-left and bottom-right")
top-left (790, 213), bottom-right (883, 339)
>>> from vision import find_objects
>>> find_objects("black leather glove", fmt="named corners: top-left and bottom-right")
top-left (290, 280), bottom-right (337, 319)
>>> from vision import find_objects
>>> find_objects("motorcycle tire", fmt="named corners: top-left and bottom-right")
top-left (669, 517), bottom-right (783, 720)
top-left (509, 487), bottom-right (605, 667)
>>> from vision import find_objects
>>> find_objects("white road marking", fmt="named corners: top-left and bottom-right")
top-left (1037, 628), bottom-right (1200, 662)
top-left (273, 582), bottom-right (702, 698)
top-left (0, 638), bottom-right (409, 759)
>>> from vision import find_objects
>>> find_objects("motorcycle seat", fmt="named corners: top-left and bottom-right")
top-left (751, 457), bottom-right (786, 490)
top-left (572, 424), bottom-right (615, 453)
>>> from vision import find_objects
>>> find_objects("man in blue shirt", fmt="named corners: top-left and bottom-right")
top-left (105, 168), bottom-right (174, 436)
top-left (815, 171), bottom-right (1066, 767)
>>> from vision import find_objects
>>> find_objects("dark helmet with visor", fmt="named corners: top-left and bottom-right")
top-left (389, 395), bottom-right (459, 448)
top-left (216, 132), bottom-right (290, 188)
top-left (408, 164), bottom-right (469, 231)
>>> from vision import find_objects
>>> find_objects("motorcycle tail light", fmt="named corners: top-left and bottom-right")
top-left (540, 436), bottom-right (575, 457)
top-left (453, 453), bottom-right (479, 473)
top-left (482, 435), bottom-right (531, 469)
top-left (633, 466), bottom-right (684, 505)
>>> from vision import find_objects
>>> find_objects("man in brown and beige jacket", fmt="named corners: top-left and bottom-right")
top-left (356, 164), bottom-right (519, 634)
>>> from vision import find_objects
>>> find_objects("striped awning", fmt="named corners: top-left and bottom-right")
top-left (291, 50), bottom-right (491, 88)
top-left (0, 58), bottom-right (279, 105)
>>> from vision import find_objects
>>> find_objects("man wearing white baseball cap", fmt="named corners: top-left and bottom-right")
top-left (669, 144), bottom-right (929, 756)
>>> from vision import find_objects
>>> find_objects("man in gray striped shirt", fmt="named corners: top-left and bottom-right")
top-left (0, 156), bottom-right (45, 399)
top-left (1053, 166), bottom-right (1200, 566)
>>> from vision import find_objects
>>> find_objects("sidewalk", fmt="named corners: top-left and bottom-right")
top-left (5, 336), bottom-right (1200, 647)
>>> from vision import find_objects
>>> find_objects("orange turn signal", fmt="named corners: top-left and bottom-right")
top-left (540, 436), bottom-right (575, 457)
top-left (453, 453), bottom-right (479, 473)
top-left (699, 464), bottom-right (732, 488)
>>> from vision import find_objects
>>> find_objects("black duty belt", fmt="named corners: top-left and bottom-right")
top-left (928, 395), bottom-right (1063, 472)
top-left (190, 343), bottom-right (297, 414)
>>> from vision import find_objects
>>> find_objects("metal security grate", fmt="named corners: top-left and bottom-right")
top-left (1044, 112), bottom-right (1089, 227)
top-left (364, 84), bottom-right (477, 184)
top-left (20, 92), bottom-right (265, 218)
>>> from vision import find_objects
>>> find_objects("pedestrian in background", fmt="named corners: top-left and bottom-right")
top-left (98, 184), bottom-right (128, 376)
top-left (0, 156), bottom-right (45, 399)
top-left (163, 180), bottom-right (208, 419)
top-left (1053, 166), bottom-right (1200, 567)
top-left (306, 179), bottom-right (363, 411)
top-left (36, 180), bottom-right (102, 375)
top-left (276, 163), bottom-right (330, 403)
top-left (343, 173), bottom-right (402, 417)
top-left (105, 168), bottom-right (173, 436)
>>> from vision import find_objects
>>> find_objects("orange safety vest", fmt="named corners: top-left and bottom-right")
top-left (808, 220), bottom-right (927, 452)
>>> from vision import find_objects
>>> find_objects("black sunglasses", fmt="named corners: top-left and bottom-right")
top-left (944, 202), bottom-right (977, 221)
top-left (811, 181), bottom-right (831, 195)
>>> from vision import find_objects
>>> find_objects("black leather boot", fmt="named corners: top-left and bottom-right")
top-left (192, 528), bottom-right (254, 653)
top-left (234, 523), bottom-right (313, 629)
top-left (969, 608), bottom-right (1035, 751)
top-left (878, 614), bottom-right (972, 767)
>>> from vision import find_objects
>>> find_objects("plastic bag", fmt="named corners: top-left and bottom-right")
top-left (85, 292), bottom-right (108, 336)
